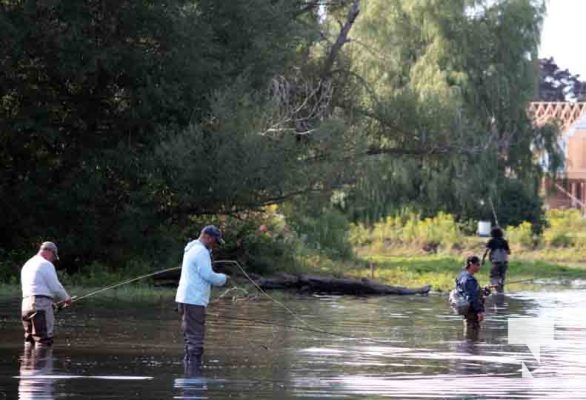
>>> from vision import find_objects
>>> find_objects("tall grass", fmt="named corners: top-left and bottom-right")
top-left (351, 212), bottom-right (463, 255)
top-left (351, 209), bottom-right (586, 262)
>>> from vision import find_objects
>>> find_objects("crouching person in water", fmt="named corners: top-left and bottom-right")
top-left (456, 256), bottom-right (485, 340)
top-left (175, 225), bottom-right (228, 376)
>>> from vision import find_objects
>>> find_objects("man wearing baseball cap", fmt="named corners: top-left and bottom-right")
top-left (175, 225), bottom-right (228, 375)
top-left (21, 241), bottom-right (72, 347)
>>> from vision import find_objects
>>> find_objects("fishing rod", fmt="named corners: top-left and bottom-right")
top-left (54, 261), bottom-right (250, 309)
top-left (488, 197), bottom-right (499, 227)
top-left (505, 278), bottom-right (541, 285)
top-left (59, 260), bottom-right (253, 306)
top-left (72, 266), bottom-right (181, 303)
top-left (485, 278), bottom-right (541, 289)
top-left (54, 266), bottom-right (182, 310)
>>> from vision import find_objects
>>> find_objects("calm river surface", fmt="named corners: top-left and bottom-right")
top-left (1, 288), bottom-right (586, 399)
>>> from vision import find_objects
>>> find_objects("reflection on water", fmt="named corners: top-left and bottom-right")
top-left (0, 290), bottom-right (585, 399)
top-left (174, 377), bottom-right (208, 400)
top-left (18, 346), bottom-right (54, 400)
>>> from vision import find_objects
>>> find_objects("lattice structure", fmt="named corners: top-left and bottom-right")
top-left (528, 102), bottom-right (586, 131)
top-left (530, 102), bottom-right (586, 214)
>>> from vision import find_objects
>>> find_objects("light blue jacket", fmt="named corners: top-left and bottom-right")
top-left (175, 240), bottom-right (227, 306)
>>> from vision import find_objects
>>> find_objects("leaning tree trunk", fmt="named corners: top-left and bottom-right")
top-left (153, 270), bottom-right (430, 296)
top-left (254, 273), bottom-right (431, 295)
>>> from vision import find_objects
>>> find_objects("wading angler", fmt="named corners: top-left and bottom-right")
top-left (175, 225), bottom-right (228, 376)
top-left (21, 242), bottom-right (72, 347)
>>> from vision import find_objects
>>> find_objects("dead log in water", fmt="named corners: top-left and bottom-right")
top-left (153, 269), bottom-right (430, 295)
top-left (255, 273), bottom-right (431, 295)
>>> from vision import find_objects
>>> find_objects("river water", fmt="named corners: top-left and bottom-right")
top-left (1, 288), bottom-right (586, 399)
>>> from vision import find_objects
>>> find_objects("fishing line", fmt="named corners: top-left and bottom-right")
top-left (66, 266), bottom-right (181, 304)
top-left (60, 258), bottom-right (388, 344)
top-left (503, 278), bottom-right (541, 285)
top-left (488, 196), bottom-right (499, 227)
top-left (213, 260), bottom-right (318, 332)
top-left (207, 312), bottom-right (390, 344)
top-left (213, 259), bottom-right (391, 344)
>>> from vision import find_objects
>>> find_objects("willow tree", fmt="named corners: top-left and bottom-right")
top-left (328, 0), bottom-right (562, 228)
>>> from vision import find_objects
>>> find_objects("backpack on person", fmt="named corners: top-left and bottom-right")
top-left (490, 247), bottom-right (508, 263)
top-left (449, 288), bottom-right (470, 315)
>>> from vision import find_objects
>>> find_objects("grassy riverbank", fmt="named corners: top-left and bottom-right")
top-left (341, 255), bottom-right (586, 292)
top-left (3, 254), bottom-right (586, 300)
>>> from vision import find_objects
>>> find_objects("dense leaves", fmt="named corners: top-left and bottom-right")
top-left (0, 0), bottom-right (321, 268)
top-left (537, 57), bottom-right (586, 101)
top-left (0, 0), bottom-right (562, 271)
top-left (333, 0), bottom-right (560, 231)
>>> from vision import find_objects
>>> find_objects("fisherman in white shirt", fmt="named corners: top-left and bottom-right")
top-left (176, 225), bottom-right (228, 375)
top-left (21, 241), bottom-right (72, 347)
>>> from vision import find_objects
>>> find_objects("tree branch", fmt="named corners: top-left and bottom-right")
top-left (322, 0), bottom-right (360, 77)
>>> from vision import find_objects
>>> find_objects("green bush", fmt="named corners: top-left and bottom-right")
top-left (281, 197), bottom-right (353, 260)
top-left (0, 246), bottom-right (33, 284)
top-left (506, 221), bottom-right (535, 249)
top-left (350, 211), bottom-right (461, 253)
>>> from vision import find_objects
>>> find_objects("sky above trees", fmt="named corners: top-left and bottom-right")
top-left (540, 0), bottom-right (586, 79)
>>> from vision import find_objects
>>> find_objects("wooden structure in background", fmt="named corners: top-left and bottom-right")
top-left (528, 102), bottom-right (586, 213)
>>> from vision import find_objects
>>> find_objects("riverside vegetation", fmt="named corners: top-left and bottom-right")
top-left (0, 1), bottom-right (564, 277)
top-left (1, 1), bottom-right (579, 294)
top-left (3, 209), bottom-right (586, 297)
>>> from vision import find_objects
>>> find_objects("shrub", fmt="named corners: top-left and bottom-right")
top-left (350, 211), bottom-right (461, 253)
top-left (506, 222), bottom-right (536, 249)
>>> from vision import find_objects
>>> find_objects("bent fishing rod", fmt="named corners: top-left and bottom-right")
top-left (53, 266), bottom-right (182, 310)
top-left (59, 260), bottom-right (249, 306)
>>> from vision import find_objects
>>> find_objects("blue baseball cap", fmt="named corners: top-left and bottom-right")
top-left (201, 225), bottom-right (225, 245)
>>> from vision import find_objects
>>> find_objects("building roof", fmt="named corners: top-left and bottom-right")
top-left (528, 102), bottom-right (586, 132)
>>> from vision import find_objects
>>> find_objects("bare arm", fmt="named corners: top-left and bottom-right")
top-left (481, 247), bottom-right (490, 264)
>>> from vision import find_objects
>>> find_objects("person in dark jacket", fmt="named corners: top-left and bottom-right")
top-left (456, 255), bottom-right (485, 340)
top-left (481, 226), bottom-right (511, 293)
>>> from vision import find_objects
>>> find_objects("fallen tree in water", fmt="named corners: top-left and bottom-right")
top-left (154, 270), bottom-right (430, 295)
top-left (255, 273), bottom-right (431, 295)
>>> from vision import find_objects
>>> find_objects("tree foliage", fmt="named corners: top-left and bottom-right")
top-left (0, 0), bottom-right (327, 268)
top-left (329, 0), bottom-right (560, 230)
top-left (0, 0), bottom-right (562, 271)
top-left (536, 57), bottom-right (586, 101)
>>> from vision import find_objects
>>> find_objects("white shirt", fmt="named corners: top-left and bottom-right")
top-left (21, 254), bottom-right (69, 301)
top-left (175, 240), bottom-right (227, 306)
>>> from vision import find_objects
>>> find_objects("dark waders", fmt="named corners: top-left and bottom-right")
top-left (463, 310), bottom-right (480, 341)
top-left (178, 303), bottom-right (206, 376)
top-left (489, 262), bottom-right (508, 293)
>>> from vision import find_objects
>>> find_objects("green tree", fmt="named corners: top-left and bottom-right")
top-left (0, 0), bottom-right (329, 269)
top-left (328, 0), bottom-right (561, 230)
top-left (536, 57), bottom-right (586, 101)
top-left (0, 0), bottom-right (563, 274)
